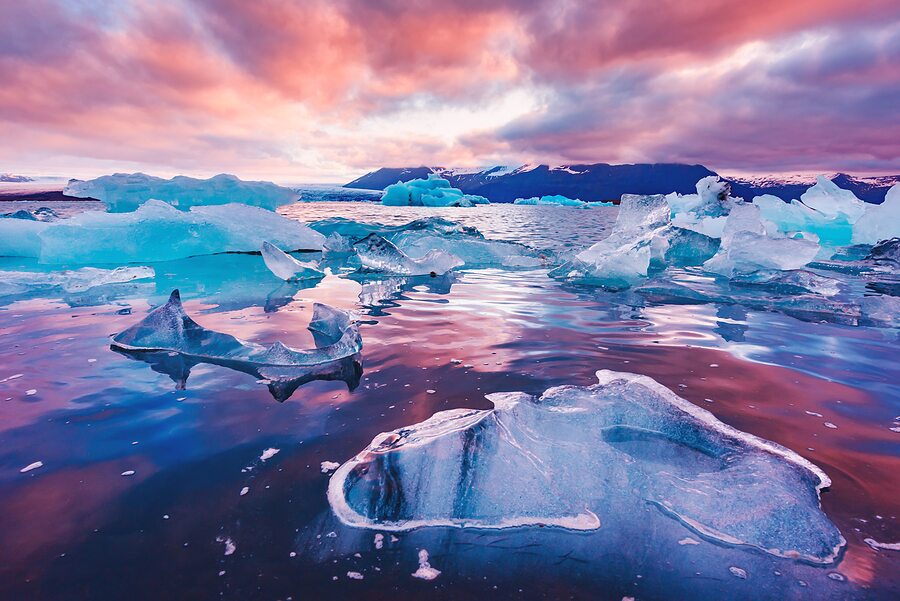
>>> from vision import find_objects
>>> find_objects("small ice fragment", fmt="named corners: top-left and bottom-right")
top-left (289, 551), bottom-right (297, 557)
top-left (325, 531), bottom-right (337, 538)
top-left (347, 571), bottom-right (364, 580)
top-left (1, 373), bottom-right (24, 383)
top-left (321, 461), bottom-right (340, 474)
top-left (240, 486), bottom-right (249, 496)
top-left (824, 422), bottom-right (837, 429)
top-left (20, 461), bottom-right (43, 473)
top-left (260, 241), bottom-right (324, 281)
top-left (260, 448), bottom-right (280, 462)
top-left (426, 390), bottom-right (436, 395)
top-left (163, 515), bottom-right (169, 519)
top-left (729, 566), bottom-right (748, 579)
top-left (805, 411), bottom-right (823, 417)
top-left (450, 359), bottom-right (462, 364)
top-left (827, 572), bottom-right (845, 582)
top-left (25, 389), bottom-right (37, 396)
top-left (678, 537), bottom-right (700, 546)
top-left (864, 538), bottom-right (900, 551)
top-left (216, 536), bottom-right (236, 556)
top-left (411, 549), bottom-right (441, 581)
top-left (709, 364), bottom-right (719, 368)
top-left (374, 533), bottom-right (384, 550)
top-left (218, 571), bottom-right (225, 576)
top-left (88, 359), bottom-right (97, 363)
top-left (121, 470), bottom-right (135, 476)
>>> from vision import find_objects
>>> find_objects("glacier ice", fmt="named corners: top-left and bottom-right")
top-left (799, 176), bottom-right (867, 222)
top-left (328, 370), bottom-right (844, 564)
top-left (63, 172), bottom-right (298, 212)
top-left (18, 200), bottom-right (324, 264)
top-left (111, 290), bottom-right (362, 401)
top-left (354, 234), bottom-right (463, 276)
top-left (260, 241), bottom-right (324, 281)
top-left (381, 175), bottom-right (489, 207)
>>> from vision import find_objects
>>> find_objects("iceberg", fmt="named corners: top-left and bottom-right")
top-left (354, 234), bottom-right (463, 276)
top-left (260, 241), bottom-right (324, 281)
top-left (513, 195), bottom-right (612, 208)
top-left (30, 200), bottom-right (324, 264)
top-left (111, 290), bottom-right (362, 401)
top-left (381, 175), bottom-right (489, 207)
top-left (328, 370), bottom-right (844, 564)
top-left (63, 172), bottom-right (298, 212)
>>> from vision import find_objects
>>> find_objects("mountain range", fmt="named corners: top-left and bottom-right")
top-left (345, 164), bottom-right (898, 204)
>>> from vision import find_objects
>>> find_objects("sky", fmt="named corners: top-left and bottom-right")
top-left (1, 0), bottom-right (899, 183)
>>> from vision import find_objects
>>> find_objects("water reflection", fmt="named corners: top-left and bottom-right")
top-left (111, 348), bottom-right (362, 402)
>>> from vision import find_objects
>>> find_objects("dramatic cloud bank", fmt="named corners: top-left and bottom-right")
top-left (1, 0), bottom-right (898, 180)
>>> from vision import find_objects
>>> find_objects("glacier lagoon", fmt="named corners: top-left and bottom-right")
top-left (0, 196), bottom-right (898, 600)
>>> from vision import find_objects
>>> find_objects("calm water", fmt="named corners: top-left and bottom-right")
top-left (0, 201), bottom-right (897, 600)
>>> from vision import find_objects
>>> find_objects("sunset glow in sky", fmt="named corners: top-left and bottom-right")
top-left (1, 0), bottom-right (899, 182)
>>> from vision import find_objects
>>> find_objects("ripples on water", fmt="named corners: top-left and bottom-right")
top-left (0, 200), bottom-right (897, 600)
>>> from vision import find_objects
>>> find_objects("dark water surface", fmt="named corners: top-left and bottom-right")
top-left (0, 202), bottom-right (897, 600)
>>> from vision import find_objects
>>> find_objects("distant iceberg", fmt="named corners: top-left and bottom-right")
top-left (63, 172), bottom-right (298, 212)
top-left (514, 195), bottom-right (613, 208)
top-left (0, 200), bottom-right (324, 264)
top-left (111, 290), bottom-right (362, 401)
top-left (328, 370), bottom-right (844, 564)
top-left (382, 174), bottom-right (490, 207)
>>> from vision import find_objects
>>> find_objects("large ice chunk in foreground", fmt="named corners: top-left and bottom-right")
top-left (381, 175), bottom-right (489, 207)
top-left (329, 370), bottom-right (843, 564)
top-left (354, 234), bottom-right (463, 276)
top-left (34, 200), bottom-right (324, 264)
top-left (111, 290), bottom-right (361, 398)
top-left (63, 173), bottom-right (298, 212)
top-left (260, 241), bottom-right (324, 281)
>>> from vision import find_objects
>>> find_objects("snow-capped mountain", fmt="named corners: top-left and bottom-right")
top-left (346, 164), bottom-right (898, 204)
top-left (0, 173), bottom-right (34, 183)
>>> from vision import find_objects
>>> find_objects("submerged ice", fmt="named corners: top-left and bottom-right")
top-left (64, 172), bottom-right (299, 212)
top-left (329, 370), bottom-right (843, 564)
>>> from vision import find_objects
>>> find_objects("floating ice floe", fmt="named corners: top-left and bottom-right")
top-left (550, 194), bottom-right (718, 287)
top-left (311, 216), bottom-right (543, 269)
top-left (702, 204), bottom-right (820, 277)
top-left (1, 207), bottom-right (59, 222)
top-left (328, 370), bottom-right (844, 564)
top-left (0, 266), bottom-right (154, 298)
top-left (354, 234), bottom-right (463, 276)
top-left (0, 200), bottom-right (324, 263)
top-left (260, 241), bottom-right (325, 281)
top-left (63, 172), bottom-right (298, 212)
top-left (513, 195), bottom-right (614, 208)
top-left (381, 174), bottom-right (489, 207)
top-left (111, 290), bottom-right (362, 401)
